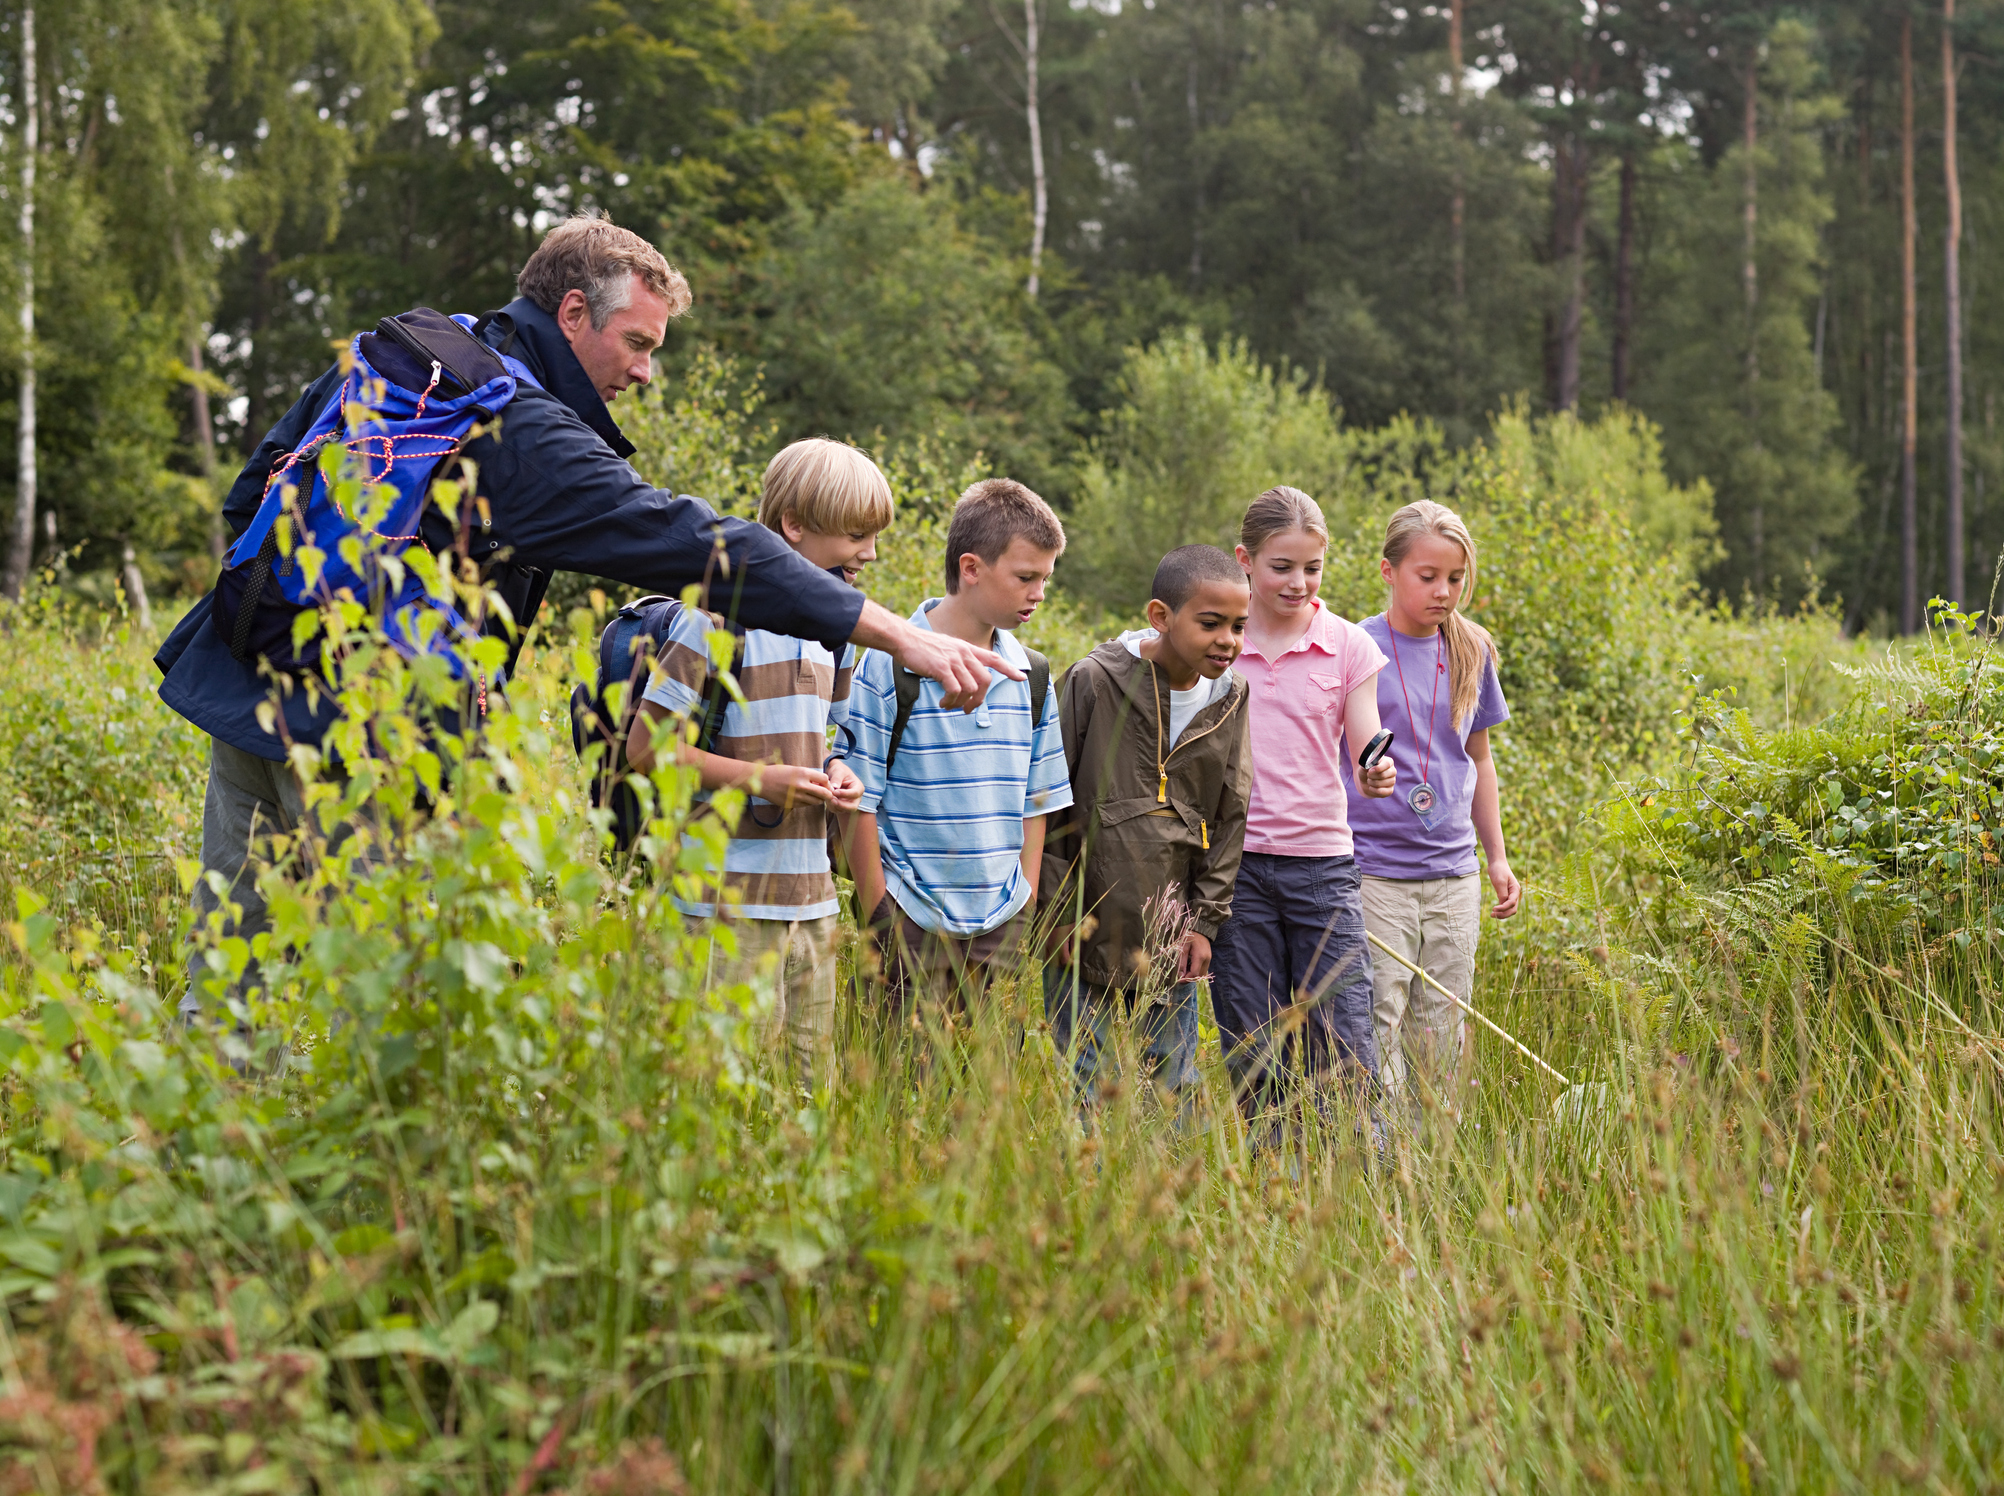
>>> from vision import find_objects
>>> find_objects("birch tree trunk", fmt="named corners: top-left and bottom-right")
top-left (1902, 13), bottom-right (1920, 634)
top-left (1023, 0), bottom-right (1046, 298)
top-left (4, 5), bottom-right (34, 604)
top-left (1943, 0), bottom-right (1965, 608)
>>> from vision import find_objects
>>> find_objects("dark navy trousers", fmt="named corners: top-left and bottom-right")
top-left (1209, 852), bottom-right (1378, 1110)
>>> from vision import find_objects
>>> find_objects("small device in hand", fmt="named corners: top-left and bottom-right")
top-left (1358, 728), bottom-right (1394, 772)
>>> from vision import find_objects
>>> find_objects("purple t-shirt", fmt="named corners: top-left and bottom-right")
top-left (1350, 613), bottom-right (1510, 880)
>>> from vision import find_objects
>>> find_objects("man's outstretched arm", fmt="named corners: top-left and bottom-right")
top-left (474, 397), bottom-right (1019, 709)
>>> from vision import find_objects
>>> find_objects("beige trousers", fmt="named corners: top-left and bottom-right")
top-left (1361, 873), bottom-right (1482, 1102)
top-left (694, 915), bottom-right (841, 1099)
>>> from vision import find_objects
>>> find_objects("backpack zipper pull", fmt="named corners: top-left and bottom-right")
top-left (1157, 769), bottom-right (1168, 804)
top-left (1201, 819), bottom-right (1209, 851)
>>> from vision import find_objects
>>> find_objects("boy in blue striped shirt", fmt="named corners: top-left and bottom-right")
top-left (845, 480), bottom-right (1074, 1018)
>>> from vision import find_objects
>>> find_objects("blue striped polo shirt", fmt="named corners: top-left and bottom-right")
top-left (847, 601), bottom-right (1072, 936)
top-left (641, 605), bottom-right (854, 921)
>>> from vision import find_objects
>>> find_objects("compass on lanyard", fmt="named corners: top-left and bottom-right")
top-left (1391, 629), bottom-right (1443, 821)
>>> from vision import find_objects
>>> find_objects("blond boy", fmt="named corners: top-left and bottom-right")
top-left (628, 438), bottom-right (892, 1095)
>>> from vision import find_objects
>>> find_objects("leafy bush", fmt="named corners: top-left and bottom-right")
top-left (1612, 603), bottom-right (2004, 940)
top-left (1061, 329), bottom-right (1357, 612)
top-left (0, 587), bottom-right (207, 990)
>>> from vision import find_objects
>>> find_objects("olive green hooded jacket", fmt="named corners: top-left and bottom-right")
top-left (1039, 639), bottom-right (1252, 991)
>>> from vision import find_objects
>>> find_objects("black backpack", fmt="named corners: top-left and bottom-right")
top-left (880, 651), bottom-right (1049, 777)
top-left (569, 595), bottom-right (748, 851)
top-left (570, 599), bottom-right (1051, 854)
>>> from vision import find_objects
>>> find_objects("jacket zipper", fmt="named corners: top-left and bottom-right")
top-left (1149, 679), bottom-right (1244, 844)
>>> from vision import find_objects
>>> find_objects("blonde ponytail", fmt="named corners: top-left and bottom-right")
top-left (1381, 500), bottom-right (1497, 730)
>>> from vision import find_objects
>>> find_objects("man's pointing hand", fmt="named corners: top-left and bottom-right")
top-left (849, 600), bottom-right (1022, 711)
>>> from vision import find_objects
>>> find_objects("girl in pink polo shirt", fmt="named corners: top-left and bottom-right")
top-left (1210, 486), bottom-right (1397, 1146)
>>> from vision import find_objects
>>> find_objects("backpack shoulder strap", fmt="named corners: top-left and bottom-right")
top-left (1023, 648), bottom-right (1050, 733)
top-left (885, 663), bottom-right (924, 777)
top-left (472, 310), bottom-right (520, 359)
top-left (594, 596), bottom-right (676, 747)
top-left (882, 645), bottom-right (1046, 773)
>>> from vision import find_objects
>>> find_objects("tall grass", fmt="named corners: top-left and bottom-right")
top-left (0, 547), bottom-right (1996, 1490)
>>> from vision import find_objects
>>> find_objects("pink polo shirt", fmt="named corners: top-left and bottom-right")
top-left (1238, 599), bottom-right (1389, 858)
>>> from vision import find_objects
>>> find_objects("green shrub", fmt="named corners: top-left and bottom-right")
top-left (1061, 329), bottom-right (1358, 613)
top-left (0, 587), bottom-right (207, 991)
top-left (1612, 603), bottom-right (2004, 938)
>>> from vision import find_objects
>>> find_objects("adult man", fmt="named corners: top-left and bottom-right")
top-left (156, 216), bottom-right (1009, 996)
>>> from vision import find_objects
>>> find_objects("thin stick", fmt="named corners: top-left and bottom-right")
top-left (1366, 931), bottom-right (1572, 1088)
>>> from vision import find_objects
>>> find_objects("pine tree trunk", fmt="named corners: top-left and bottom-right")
top-left (5, 5), bottom-right (35, 604)
top-left (1546, 136), bottom-right (1586, 412)
top-left (1023, 0), bottom-right (1046, 298)
top-left (1943, 0), bottom-right (1964, 608)
top-left (1187, 60), bottom-right (1203, 287)
top-left (1449, 0), bottom-right (1464, 308)
top-left (1744, 63), bottom-right (1763, 593)
top-left (1612, 151), bottom-right (1636, 403)
top-left (1902, 13), bottom-right (1921, 634)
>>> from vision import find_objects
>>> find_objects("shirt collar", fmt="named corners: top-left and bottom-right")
top-left (1244, 598), bottom-right (1337, 661)
top-left (914, 597), bottom-right (1029, 666)
top-left (480, 296), bottom-right (636, 459)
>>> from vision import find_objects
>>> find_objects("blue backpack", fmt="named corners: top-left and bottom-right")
top-left (212, 308), bottom-right (538, 679)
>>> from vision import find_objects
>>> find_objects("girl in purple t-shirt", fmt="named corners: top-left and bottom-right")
top-left (1351, 501), bottom-right (1521, 1112)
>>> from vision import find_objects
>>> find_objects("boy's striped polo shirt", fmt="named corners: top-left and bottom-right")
top-left (847, 600), bottom-right (1072, 937)
top-left (641, 606), bottom-right (854, 921)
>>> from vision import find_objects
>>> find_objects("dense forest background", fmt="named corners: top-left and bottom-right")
top-left (2, 0), bottom-right (2001, 631)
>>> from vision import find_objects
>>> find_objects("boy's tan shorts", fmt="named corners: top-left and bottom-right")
top-left (693, 914), bottom-right (841, 1098)
top-left (867, 894), bottom-right (1028, 1020)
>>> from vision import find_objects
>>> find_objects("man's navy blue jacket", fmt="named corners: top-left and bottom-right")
top-left (155, 297), bottom-right (865, 761)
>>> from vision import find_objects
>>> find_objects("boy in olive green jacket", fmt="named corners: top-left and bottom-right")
top-left (1040, 545), bottom-right (1252, 1100)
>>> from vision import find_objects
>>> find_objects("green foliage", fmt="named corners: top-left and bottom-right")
top-left (2, 589), bottom-right (2003, 1489)
top-left (1631, 19), bottom-right (1856, 607)
top-left (1487, 403), bottom-right (1722, 579)
top-left (1615, 602), bottom-right (2004, 938)
top-left (1062, 330), bottom-right (1356, 613)
top-left (0, 587), bottom-right (206, 984)
top-left (571, 346), bottom-right (1107, 662)
top-left (621, 345), bottom-right (778, 517)
top-left (0, 0), bottom-right (227, 590)
top-left (4, 408), bottom-right (2004, 1487)
top-left (711, 173), bottom-right (1073, 494)
top-left (30, 0), bottom-right (2004, 632)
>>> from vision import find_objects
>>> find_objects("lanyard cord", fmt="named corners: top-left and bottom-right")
top-left (1390, 627), bottom-right (1443, 787)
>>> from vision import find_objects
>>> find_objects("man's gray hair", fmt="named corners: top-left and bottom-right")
top-left (516, 213), bottom-right (692, 328)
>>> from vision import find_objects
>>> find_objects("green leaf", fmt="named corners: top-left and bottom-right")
top-left (38, 1002), bottom-right (75, 1049)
